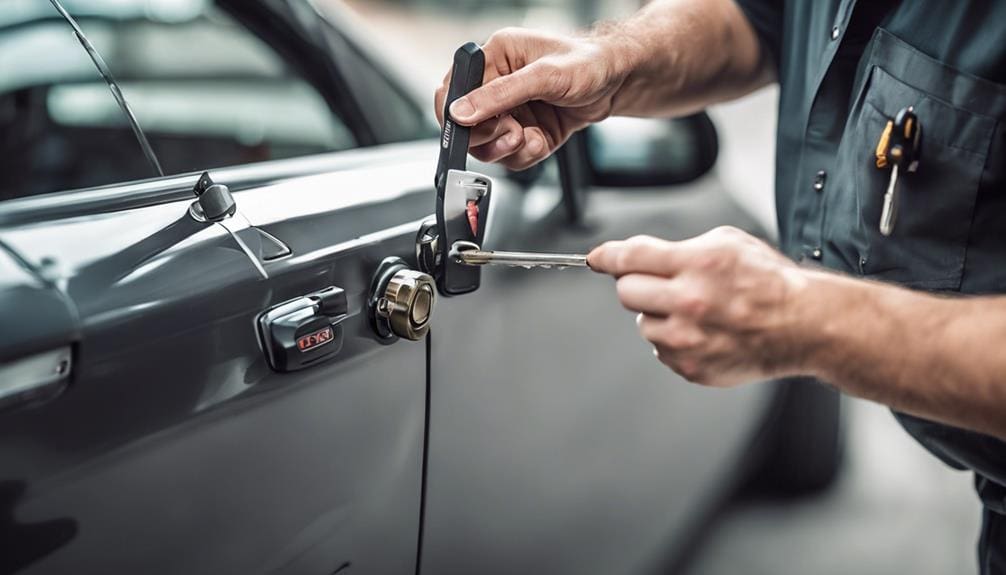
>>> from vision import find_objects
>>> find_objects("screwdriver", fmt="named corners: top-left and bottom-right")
top-left (875, 106), bottom-right (922, 236)
top-left (450, 241), bottom-right (590, 269)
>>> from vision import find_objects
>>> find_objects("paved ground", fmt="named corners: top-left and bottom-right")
top-left (683, 398), bottom-right (980, 575)
top-left (334, 2), bottom-right (985, 572)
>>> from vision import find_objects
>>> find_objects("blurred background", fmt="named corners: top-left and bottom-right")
top-left (331, 0), bottom-right (981, 573)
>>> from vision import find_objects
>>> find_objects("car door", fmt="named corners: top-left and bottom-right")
top-left (421, 138), bottom-right (780, 573)
top-left (0, 2), bottom-right (435, 573)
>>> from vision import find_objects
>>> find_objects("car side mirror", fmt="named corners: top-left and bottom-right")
top-left (585, 113), bottom-right (719, 187)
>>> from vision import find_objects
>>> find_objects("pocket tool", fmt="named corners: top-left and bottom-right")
top-left (424, 43), bottom-right (590, 293)
top-left (426, 42), bottom-right (492, 296)
top-left (875, 106), bottom-right (922, 236)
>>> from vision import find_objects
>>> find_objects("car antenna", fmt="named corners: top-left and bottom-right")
top-left (47, 0), bottom-right (164, 177)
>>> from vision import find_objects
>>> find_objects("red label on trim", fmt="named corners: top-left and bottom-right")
top-left (297, 327), bottom-right (334, 352)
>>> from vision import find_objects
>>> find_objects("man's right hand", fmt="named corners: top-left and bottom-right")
top-left (434, 1), bottom-right (772, 171)
top-left (434, 27), bottom-right (638, 171)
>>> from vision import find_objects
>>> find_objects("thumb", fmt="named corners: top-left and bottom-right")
top-left (449, 63), bottom-right (558, 126)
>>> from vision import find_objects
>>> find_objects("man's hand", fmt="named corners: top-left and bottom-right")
top-left (433, 0), bottom-right (772, 171)
top-left (588, 227), bottom-right (813, 386)
top-left (589, 227), bottom-right (1006, 441)
top-left (434, 28), bottom-right (636, 171)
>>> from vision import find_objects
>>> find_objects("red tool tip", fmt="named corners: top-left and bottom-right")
top-left (466, 200), bottom-right (479, 237)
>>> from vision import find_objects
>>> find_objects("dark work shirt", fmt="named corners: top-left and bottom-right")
top-left (733, 0), bottom-right (1006, 572)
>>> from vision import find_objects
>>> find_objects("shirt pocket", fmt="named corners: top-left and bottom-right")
top-left (831, 60), bottom-right (996, 290)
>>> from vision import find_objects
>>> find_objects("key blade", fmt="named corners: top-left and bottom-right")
top-left (459, 250), bottom-right (589, 268)
top-left (450, 241), bottom-right (587, 271)
top-left (450, 242), bottom-right (588, 268)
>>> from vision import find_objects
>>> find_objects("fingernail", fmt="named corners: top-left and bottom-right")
top-left (450, 98), bottom-right (474, 120)
top-left (506, 133), bottom-right (521, 148)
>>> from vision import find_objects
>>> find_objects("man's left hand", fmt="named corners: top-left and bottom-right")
top-left (588, 227), bottom-right (814, 386)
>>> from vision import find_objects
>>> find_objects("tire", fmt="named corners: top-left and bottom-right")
top-left (746, 377), bottom-right (845, 496)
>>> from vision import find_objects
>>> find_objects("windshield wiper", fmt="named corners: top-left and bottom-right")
top-left (47, 0), bottom-right (164, 178)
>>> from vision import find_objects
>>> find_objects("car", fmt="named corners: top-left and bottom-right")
top-left (0, 1), bottom-right (842, 573)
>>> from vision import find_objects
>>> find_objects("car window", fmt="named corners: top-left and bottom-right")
top-left (0, 0), bottom-right (356, 202)
top-left (313, 13), bottom-right (435, 145)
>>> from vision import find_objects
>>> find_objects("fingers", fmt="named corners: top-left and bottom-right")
top-left (469, 112), bottom-right (526, 149)
top-left (588, 236), bottom-right (692, 278)
top-left (449, 63), bottom-right (561, 127)
top-left (499, 126), bottom-right (549, 170)
top-left (470, 115), bottom-right (526, 163)
top-left (615, 274), bottom-right (676, 316)
top-left (637, 314), bottom-right (706, 350)
top-left (638, 315), bottom-right (714, 383)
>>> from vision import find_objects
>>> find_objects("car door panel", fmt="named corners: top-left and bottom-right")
top-left (423, 171), bottom-right (778, 574)
top-left (0, 142), bottom-right (438, 574)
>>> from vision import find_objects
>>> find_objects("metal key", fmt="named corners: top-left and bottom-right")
top-left (876, 106), bottom-right (922, 236)
top-left (450, 241), bottom-right (589, 269)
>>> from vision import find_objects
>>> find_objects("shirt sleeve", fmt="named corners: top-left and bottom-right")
top-left (732, 0), bottom-right (784, 71)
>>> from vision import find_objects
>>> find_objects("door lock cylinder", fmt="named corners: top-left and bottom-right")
top-left (369, 258), bottom-right (436, 342)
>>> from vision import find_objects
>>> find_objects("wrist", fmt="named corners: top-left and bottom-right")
top-left (588, 22), bottom-right (648, 113)
top-left (782, 269), bottom-right (895, 386)
top-left (776, 267), bottom-right (843, 379)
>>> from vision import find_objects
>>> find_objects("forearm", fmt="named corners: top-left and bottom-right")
top-left (797, 272), bottom-right (1006, 440)
top-left (595, 0), bottom-right (774, 118)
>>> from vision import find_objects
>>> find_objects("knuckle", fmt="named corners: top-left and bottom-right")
top-left (691, 251), bottom-right (720, 272)
top-left (488, 80), bottom-right (514, 106)
top-left (614, 248), bottom-right (637, 275)
top-left (727, 300), bottom-right (755, 325)
top-left (708, 226), bottom-right (749, 250)
top-left (490, 27), bottom-right (521, 43)
top-left (676, 293), bottom-right (709, 318)
top-left (537, 62), bottom-right (569, 98)
top-left (615, 236), bottom-right (653, 271)
top-left (625, 234), bottom-right (656, 247)
top-left (711, 225), bottom-right (741, 238)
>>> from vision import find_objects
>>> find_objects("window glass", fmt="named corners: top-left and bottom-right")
top-left (0, 0), bottom-right (355, 202)
top-left (338, 41), bottom-right (436, 145)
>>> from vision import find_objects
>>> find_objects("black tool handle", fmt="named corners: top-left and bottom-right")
top-left (889, 106), bottom-right (922, 173)
top-left (435, 42), bottom-right (485, 192)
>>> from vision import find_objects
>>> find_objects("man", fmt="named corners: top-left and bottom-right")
top-left (434, 0), bottom-right (1006, 572)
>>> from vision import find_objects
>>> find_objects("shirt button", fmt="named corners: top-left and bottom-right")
top-left (831, 26), bottom-right (840, 41)
top-left (813, 170), bottom-right (827, 193)
top-left (811, 248), bottom-right (823, 260)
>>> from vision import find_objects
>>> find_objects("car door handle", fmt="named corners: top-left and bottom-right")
top-left (0, 347), bottom-right (73, 411)
top-left (258, 287), bottom-right (348, 373)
